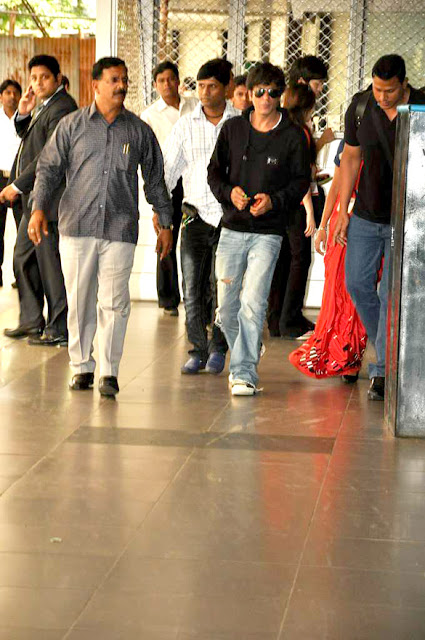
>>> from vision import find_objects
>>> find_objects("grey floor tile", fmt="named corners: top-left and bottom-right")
top-left (0, 552), bottom-right (113, 589)
top-left (0, 454), bottom-right (40, 477)
top-left (290, 565), bottom-right (425, 608)
top-left (0, 495), bottom-right (155, 527)
top-left (66, 628), bottom-right (176, 640)
top-left (74, 591), bottom-right (187, 633)
top-left (0, 523), bottom-right (136, 556)
top-left (281, 600), bottom-right (425, 639)
top-left (302, 535), bottom-right (425, 573)
top-left (0, 586), bottom-right (91, 628)
top-left (178, 633), bottom-right (277, 640)
top-left (178, 595), bottom-right (284, 635)
top-left (102, 556), bottom-right (296, 599)
top-left (0, 629), bottom-right (66, 640)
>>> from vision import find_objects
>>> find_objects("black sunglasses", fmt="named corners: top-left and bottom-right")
top-left (254, 88), bottom-right (283, 99)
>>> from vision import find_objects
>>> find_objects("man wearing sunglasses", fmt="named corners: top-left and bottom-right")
top-left (208, 62), bottom-right (310, 395)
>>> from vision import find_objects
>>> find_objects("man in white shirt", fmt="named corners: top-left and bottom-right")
top-left (0, 79), bottom-right (22, 287)
top-left (141, 61), bottom-right (197, 317)
top-left (163, 58), bottom-right (239, 375)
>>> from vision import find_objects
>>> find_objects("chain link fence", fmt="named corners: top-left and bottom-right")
top-left (117, 0), bottom-right (425, 129)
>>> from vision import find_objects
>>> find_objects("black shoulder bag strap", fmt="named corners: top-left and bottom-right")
top-left (355, 89), bottom-right (394, 170)
top-left (355, 90), bottom-right (371, 129)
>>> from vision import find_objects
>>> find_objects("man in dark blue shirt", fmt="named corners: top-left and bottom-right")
top-left (30, 57), bottom-right (173, 397)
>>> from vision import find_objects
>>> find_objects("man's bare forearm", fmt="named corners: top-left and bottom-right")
top-left (339, 153), bottom-right (361, 214)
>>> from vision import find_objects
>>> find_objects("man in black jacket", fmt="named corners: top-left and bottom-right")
top-left (0, 54), bottom-right (77, 345)
top-left (208, 62), bottom-right (310, 395)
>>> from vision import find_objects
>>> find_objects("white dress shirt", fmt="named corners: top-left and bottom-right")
top-left (0, 107), bottom-right (20, 173)
top-left (141, 95), bottom-right (198, 149)
top-left (163, 101), bottom-right (239, 228)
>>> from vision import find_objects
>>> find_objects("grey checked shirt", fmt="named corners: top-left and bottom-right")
top-left (32, 102), bottom-right (173, 244)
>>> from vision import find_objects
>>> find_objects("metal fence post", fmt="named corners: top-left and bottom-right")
top-left (345, 0), bottom-right (368, 103)
top-left (227, 0), bottom-right (247, 74)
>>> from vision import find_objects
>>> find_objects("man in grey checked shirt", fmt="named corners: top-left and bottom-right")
top-left (164, 58), bottom-right (238, 376)
top-left (29, 57), bottom-right (173, 397)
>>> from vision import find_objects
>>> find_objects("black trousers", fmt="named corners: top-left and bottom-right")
top-left (13, 215), bottom-right (68, 337)
top-left (267, 206), bottom-right (312, 335)
top-left (156, 179), bottom-right (183, 309)
top-left (0, 175), bottom-right (22, 282)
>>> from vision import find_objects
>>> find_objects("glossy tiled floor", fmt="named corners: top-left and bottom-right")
top-left (1, 285), bottom-right (425, 639)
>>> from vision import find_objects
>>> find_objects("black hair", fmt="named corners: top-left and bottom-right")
top-left (62, 75), bottom-right (70, 90)
top-left (234, 74), bottom-right (247, 88)
top-left (153, 60), bottom-right (179, 82)
top-left (246, 62), bottom-right (285, 92)
top-left (197, 58), bottom-right (232, 86)
top-left (288, 55), bottom-right (328, 87)
top-left (28, 55), bottom-right (61, 78)
top-left (92, 57), bottom-right (127, 80)
top-left (286, 84), bottom-right (317, 163)
top-left (0, 79), bottom-right (22, 95)
top-left (372, 54), bottom-right (406, 83)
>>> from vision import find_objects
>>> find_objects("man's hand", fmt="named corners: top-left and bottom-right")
top-left (319, 127), bottom-right (335, 146)
top-left (152, 212), bottom-right (161, 235)
top-left (305, 212), bottom-right (315, 238)
top-left (28, 210), bottom-right (48, 246)
top-left (230, 186), bottom-right (250, 211)
top-left (250, 193), bottom-right (272, 217)
top-left (0, 185), bottom-right (19, 204)
top-left (333, 211), bottom-right (350, 246)
top-left (155, 228), bottom-right (173, 261)
top-left (19, 84), bottom-right (36, 117)
top-left (315, 228), bottom-right (327, 255)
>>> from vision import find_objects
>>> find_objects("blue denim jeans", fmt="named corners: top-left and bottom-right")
top-left (216, 228), bottom-right (282, 386)
top-left (180, 216), bottom-right (227, 361)
top-left (345, 214), bottom-right (391, 378)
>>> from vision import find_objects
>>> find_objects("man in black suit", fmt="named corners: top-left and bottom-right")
top-left (0, 54), bottom-right (77, 345)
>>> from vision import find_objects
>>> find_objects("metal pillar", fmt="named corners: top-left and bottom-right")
top-left (345, 0), bottom-right (368, 102)
top-left (227, 0), bottom-right (247, 74)
top-left (385, 105), bottom-right (425, 437)
top-left (137, 0), bottom-right (158, 108)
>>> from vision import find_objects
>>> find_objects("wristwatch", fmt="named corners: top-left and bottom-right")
top-left (161, 224), bottom-right (174, 231)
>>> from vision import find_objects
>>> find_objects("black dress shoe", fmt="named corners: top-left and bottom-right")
top-left (69, 373), bottom-right (94, 391)
top-left (368, 376), bottom-right (385, 401)
top-left (342, 373), bottom-right (359, 384)
top-left (99, 376), bottom-right (119, 397)
top-left (4, 325), bottom-right (43, 339)
top-left (28, 334), bottom-right (68, 347)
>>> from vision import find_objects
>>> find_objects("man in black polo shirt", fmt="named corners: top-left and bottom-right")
top-left (334, 54), bottom-right (425, 401)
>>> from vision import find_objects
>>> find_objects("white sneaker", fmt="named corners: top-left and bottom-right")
top-left (295, 329), bottom-right (314, 341)
top-left (231, 379), bottom-right (257, 396)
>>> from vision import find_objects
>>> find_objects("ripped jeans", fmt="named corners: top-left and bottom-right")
top-left (215, 228), bottom-right (282, 386)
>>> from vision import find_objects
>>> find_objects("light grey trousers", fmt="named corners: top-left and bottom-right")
top-left (59, 235), bottom-right (135, 378)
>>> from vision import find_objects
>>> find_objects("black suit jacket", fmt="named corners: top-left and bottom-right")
top-left (11, 88), bottom-right (77, 220)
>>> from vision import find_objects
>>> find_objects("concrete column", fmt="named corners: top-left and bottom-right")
top-left (96, 0), bottom-right (118, 59)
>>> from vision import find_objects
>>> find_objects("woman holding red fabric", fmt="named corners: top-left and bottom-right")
top-left (289, 140), bottom-right (367, 381)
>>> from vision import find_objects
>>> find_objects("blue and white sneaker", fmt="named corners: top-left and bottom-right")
top-left (231, 378), bottom-right (258, 396)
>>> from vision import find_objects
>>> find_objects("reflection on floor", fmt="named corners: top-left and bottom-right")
top-left (0, 292), bottom-right (425, 640)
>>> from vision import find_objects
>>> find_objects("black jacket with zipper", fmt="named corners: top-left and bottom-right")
top-left (207, 107), bottom-right (311, 236)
